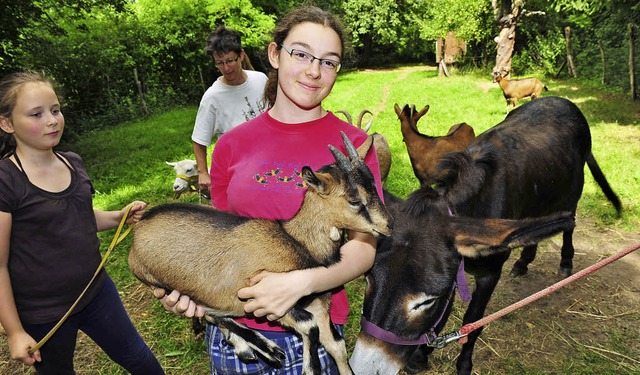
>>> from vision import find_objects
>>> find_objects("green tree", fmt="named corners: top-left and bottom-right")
top-left (418, 0), bottom-right (492, 43)
top-left (342, 0), bottom-right (431, 66)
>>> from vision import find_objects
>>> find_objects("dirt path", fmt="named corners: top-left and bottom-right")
top-left (415, 216), bottom-right (640, 374)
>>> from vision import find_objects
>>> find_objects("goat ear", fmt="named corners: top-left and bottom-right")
top-left (451, 212), bottom-right (574, 258)
top-left (355, 136), bottom-right (374, 160)
top-left (393, 103), bottom-right (403, 118)
top-left (166, 161), bottom-right (177, 167)
top-left (301, 166), bottom-right (333, 195)
top-left (415, 105), bottom-right (430, 122)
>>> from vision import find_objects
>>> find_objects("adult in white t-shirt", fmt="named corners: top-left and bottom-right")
top-left (191, 26), bottom-right (268, 192)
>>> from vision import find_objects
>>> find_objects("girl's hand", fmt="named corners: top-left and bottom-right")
top-left (152, 288), bottom-right (205, 318)
top-left (8, 331), bottom-right (41, 366)
top-left (123, 201), bottom-right (147, 224)
top-left (237, 270), bottom-right (309, 321)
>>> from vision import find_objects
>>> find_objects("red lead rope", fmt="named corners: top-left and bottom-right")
top-left (457, 241), bottom-right (640, 340)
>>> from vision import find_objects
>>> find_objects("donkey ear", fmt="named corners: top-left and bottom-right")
top-left (450, 212), bottom-right (575, 258)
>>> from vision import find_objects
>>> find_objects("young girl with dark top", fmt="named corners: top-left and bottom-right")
top-left (0, 70), bottom-right (164, 374)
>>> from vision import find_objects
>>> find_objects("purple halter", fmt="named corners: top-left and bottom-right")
top-left (360, 257), bottom-right (472, 346)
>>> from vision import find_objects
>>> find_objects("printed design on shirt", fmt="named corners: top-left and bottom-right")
top-left (263, 168), bottom-right (281, 177)
top-left (251, 162), bottom-right (309, 191)
top-left (294, 169), bottom-right (308, 188)
top-left (277, 175), bottom-right (296, 183)
top-left (242, 96), bottom-right (265, 122)
top-left (254, 174), bottom-right (268, 184)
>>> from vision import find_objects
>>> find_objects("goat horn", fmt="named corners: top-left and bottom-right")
top-left (329, 144), bottom-right (353, 172)
top-left (358, 110), bottom-right (373, 132)
top-left (335, 110), bottom-right (353, 125)
top-left (340, 131), bottom-right (359, 161)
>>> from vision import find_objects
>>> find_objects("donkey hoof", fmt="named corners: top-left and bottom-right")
top-left (558, 267), bottom-right (572, 278)
top-left (509, 266), bottom-right (528, 277)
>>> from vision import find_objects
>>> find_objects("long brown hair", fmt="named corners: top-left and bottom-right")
top-left (263, 6), bottom-right (345, 108)
top-left (0, 70), bottom-right (58, 158)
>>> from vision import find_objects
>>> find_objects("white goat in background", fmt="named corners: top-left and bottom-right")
top-left (166, 160), bottom-right (210, 199)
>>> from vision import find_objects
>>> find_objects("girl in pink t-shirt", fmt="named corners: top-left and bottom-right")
top-left (156, 6), bottom-right (383, 374)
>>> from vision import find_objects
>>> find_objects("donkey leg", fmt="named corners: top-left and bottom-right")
top-left (457, 262), bottom-right (506, 375)
top-left (558, 228), bottom-right (574, 277)
top-left (510, 244), bottom-right (538, 276)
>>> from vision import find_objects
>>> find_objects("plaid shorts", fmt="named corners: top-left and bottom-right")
top-left (205, 323), bottom-right (343, 374)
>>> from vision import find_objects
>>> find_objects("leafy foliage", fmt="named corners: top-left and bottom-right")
top-left (1, 0), bottom-right (638, 137)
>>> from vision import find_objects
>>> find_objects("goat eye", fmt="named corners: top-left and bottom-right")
top-left (348, 200), bottom-right (361, 208)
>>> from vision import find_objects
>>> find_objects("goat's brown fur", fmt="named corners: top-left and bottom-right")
top-left (493, 72), bottom-right (548, 113)
top-left (129, 133), bottom-right (392, 375)
top-left (395, 103), bottom-right (475, 187)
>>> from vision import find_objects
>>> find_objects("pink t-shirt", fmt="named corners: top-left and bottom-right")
top-left (209, 110), bottom-right (383, 331)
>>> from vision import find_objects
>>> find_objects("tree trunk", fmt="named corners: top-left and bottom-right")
top-left (492, 0), bottom-right (523, 79)
top-left (629, 23), bottom-right (637, 101)
top-left (133, 67), bottom-right (148, 115)
top-left (565, 26), bottom-right (577, 78)
top-left (436, 37), bottom-right (449, 77)
top-left (598, 40), bottom-right (606, 84)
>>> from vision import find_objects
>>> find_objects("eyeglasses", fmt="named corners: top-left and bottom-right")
top-left (214, 56), bottom-right (240, 68)
top-left (280, 45), bottom-right (341, 73)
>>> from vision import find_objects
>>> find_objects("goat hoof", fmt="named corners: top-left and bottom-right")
top-left (237, 350), bottom-right (258, 363)
top-left (263, 347), bottom-right (286, 369)
top-left (509, 266), bottom-right (528, 277)
top-left (558, 267), bottom-right (572, 278)
top-left (191, 317), bottom-right (206, 338)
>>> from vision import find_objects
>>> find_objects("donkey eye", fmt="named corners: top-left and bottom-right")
top-left (408, 295), bottom-right (438, 312)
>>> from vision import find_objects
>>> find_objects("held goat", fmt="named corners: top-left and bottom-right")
top-left (335, 109), bottom-right (392, 185)
top-left (129, 132), bottom-right (393, 375)
top-left (493, 70), bottom-right (548, 113)
top-left (394, 103), bottom-right (475, 187)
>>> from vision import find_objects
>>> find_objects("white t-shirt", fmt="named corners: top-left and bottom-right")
top-left (191, 70), bottom-right (268, 146)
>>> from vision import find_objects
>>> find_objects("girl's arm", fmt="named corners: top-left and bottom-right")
top-left (237, 231), bottom-right (377, 320)
top-left (0, 211), bottom-right (41, 365)
top-left (94, 201), bottom-right (147, 232)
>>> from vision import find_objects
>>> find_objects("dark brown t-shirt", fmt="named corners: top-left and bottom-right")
top-left (0, 151), bottom-right (106, 324)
